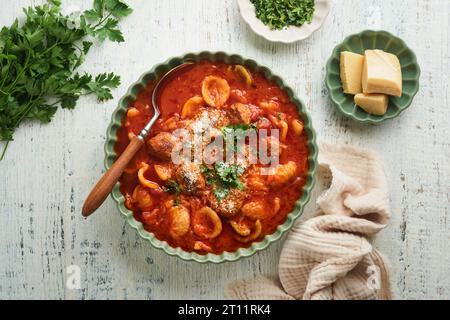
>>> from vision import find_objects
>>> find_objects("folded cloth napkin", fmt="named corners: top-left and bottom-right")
top-left (227, 143), bottom-right (392, 300)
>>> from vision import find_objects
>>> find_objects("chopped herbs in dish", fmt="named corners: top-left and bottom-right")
top-left (0, 0), bottom-right (132, 160)
top-left (163, 179), bottom-right (181, 206)
top-left (221, 123), bottom-right (256, 152)
top-left (250, 0), bottom-right (315, 30)
top-left (201, 163), bottom-right (245, 202)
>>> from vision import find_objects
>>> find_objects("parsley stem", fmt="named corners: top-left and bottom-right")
top-left (5, 49), bottom-right (31, 94)
top-left (92, 11), bottom-right (113, 30)
top-left (49, 99), bottom-right (62, 107)
top-left (0, 141), bottom-right (10, 161)
top-left (13, 94), bottom-right (42, 128)
top-left (40, 41), bottom-right (61, 56)
top-left (91, 3), bottom-right (121, 30)
top-left (0, 60), bottom-right (11, 89)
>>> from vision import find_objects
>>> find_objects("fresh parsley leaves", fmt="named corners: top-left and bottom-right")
top-left (163, 179), bottom-right (181, 206)
top-left (0, 0), bottom-right (132, 160)
top-left (250, 0), bottom-right (315, 30)
top-left (221, 123), bottom-right (257, 152)
top-left (83, 0), bottom-right (132, 42)
top-left (201, 163), bottom-right (245, 202)
top-left (205, 123), bottom-right (254, 200)
top-left (221, 123), bottom-right (257, 136)
top-left (163, 179), bottom-right (181, 195)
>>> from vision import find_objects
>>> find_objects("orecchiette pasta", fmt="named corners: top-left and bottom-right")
top-left (201, 76), bottom-right (230, 108)
top-left (181, 96), bottom-right (204, 119)
top-left (259, 100), bottom-right (279, 110)
top-left (138, 163), bottom-right (160, 189)
top-left (273, 197), bottom-right (281, 214)
top-left (154, 164), bottom-right (171, 181)
top-left (229, 219), bottom-right (251, 237)
top-left (269, 161), bottom-right (297, 188)
top-left (291, 119), bottom-right (304, 136)
top-left (168, 206), bottom-right (190, 238)
top-left (193, 241), bottom-right (212, 252)
top-left (268, 115), bottom-right (288, 141)
top-left (132, 185), bottom-right (153, 209)
top-left (193, 207), bottom-right (223, 239)
top-left (127, 107), bottom-right (140, 118)
top-left (279, 120), bottom-right (288, 141)
top-left (233, 65), bottom-right (253, 87)
top-left (234, 220), bottom-right (262, 243)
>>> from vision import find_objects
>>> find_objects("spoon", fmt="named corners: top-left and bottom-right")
top-left (81, 61), bottom-right (195, 217)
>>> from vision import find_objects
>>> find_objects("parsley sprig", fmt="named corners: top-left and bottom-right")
top-left (0, 0), bottom-right (132, 160)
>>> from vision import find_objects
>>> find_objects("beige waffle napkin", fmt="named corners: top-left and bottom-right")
top-left (227, 143), bottom-right (392, 300)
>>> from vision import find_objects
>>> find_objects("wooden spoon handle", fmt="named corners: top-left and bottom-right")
top-left (82, 136), bottom-right (144, 217)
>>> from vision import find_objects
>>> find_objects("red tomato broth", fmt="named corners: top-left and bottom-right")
top-left (114, 61), bottom-right (310, 254)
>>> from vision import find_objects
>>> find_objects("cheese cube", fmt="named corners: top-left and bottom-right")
top-left (355, 93), bottom-right (389, 116)
top-left (362, 50), bottom-right (402, 97)
top-left (340, 51), bottom-right (365, 94)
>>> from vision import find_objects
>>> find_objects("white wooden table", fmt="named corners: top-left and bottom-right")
top-left (1, 0), bottom-right (449, 300)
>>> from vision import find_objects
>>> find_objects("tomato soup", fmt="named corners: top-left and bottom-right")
top-left (114, 61), bottom-right (309, 254)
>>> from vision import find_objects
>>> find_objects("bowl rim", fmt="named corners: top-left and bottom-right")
top-left (104, 51), bottom-right (318, 263)
top-left (237, 0), bottom-right (331, 44)
top-left (325, 29), bottom-right (421, 124)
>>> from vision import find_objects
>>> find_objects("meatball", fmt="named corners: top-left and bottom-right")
top-left (175, 163), bottom-right (206, 195)
top-left (256, 116), bottom-right (271, 129)
top-left (188, 109), bottom-right (230, 136)
top-left (229, 103), bottom-right (252, 125)
top-left (202, 109), bottom-right (230, 128)
top-left (207, 188), bottom-right (246, 218)
top-left (147, 132), bottom-right (178, 160)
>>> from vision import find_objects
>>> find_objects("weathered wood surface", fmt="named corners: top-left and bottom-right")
top-left (0, 0), bottom-right (449, 299)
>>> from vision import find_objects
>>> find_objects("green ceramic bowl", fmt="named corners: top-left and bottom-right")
top-left (325, 30), bottom-right (421, 124)
top-left (105, 52), bottom-right (318, 263)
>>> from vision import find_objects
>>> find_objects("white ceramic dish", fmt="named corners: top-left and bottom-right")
top-left (237, 0), bottom-right (331, 44)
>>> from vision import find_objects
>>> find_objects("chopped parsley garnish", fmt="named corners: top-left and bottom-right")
top-left (0, 0), bottom-right (132, 160)
top-left (201, 163), bottom-right (245, 202)
top-left (214, 162), bottom-right (246, 190)
top-left (163, 179), bottom-right (181, 195)
top-left (250, 0), bottom-right (315, 30)
top-left (163, 179), bottom-right (181, 206)
top-left (213, 187), bottom-right (230, 203)
top-left (221, 123), bottom-right (257, 136)
top-left (221, 123), bottom-right (257, 152)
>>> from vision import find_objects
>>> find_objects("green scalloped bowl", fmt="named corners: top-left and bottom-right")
top-left (325, 30), bottom-right (421, 124)
top-left (105, 52), bottom-right (318, 263)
